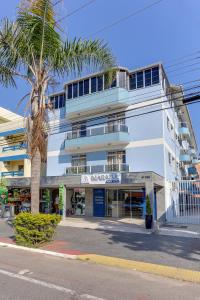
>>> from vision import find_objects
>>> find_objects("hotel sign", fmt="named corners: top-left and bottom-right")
top-left (81, 173), bottom-right (121, 185)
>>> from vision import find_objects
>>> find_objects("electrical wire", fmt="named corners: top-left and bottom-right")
top-left (85, 0), bottom-right (164, 38)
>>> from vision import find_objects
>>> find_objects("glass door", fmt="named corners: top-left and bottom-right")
top-left (106, 190), bottom-right (114, 217)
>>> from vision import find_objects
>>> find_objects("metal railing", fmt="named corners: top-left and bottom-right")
top-left (66, 124), bottom-right (128, 140)
top-left (2, 144), bottom-right (27, 152)
top-left (1, 171), bottom-right (24, 177)
top-left (66, 163), bottom-right (129, 174)
top-left (166, 180), bottom-right (200, 224)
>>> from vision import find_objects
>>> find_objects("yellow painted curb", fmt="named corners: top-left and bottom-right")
top-left (78, 254), bottom-right (200, 284)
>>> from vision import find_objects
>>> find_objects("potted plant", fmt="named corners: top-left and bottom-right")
top-left (145, 195), bottom-right (153, 229)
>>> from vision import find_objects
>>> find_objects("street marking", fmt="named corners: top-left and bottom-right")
top-left (78, 254), bottom-right (200, 284)
top-left (0, 268), bottom-right (106, 300)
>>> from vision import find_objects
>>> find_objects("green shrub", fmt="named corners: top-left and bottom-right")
top-left (13, 213), bottom-right (61, 247)
top-left (146, 195), bottom-right (152, 215)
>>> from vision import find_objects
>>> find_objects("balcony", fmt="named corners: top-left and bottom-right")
top-left (0, 119), bottom-right (26, 137)
top-left (0, 143), bottom-right (28, 162)
top-left (179, 122), bottom-right (190, 138)
top-left (65, 87), bottom-right (129, 120)
top-left (66, 164), bottom-right (129, 175)
top-left (192, 158), bottom-right (200, 164)
top-left (65, 124), bottom-right (130, 152)
top-left (180, 154), bottom-right (191, 163)
top-left (1, 171), bottom-right (24, 177)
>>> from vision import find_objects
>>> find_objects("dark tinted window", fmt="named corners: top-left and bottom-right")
top-left (136, 71), bottom-right (144, 88)
top-left (91, 77), bottom-right (97, 93)
top-left (152, 67), bottom-right (159, 84)
top-left (54, 96), bottom-right (59, 109)
top-left (59, 94), bottom-right (65, 108)
top-left (145, 69), bottom-right (151, 86)
top-left (97, 75), bottom-right (103, 91)
top-left (73, 83), bottom-right (78, 98)
top-left (111, 77), bottom-right (116, 88)
top-left (79, 81), bottom-right (83, 96)
top-left (68, 84), bottom-right (72, 99)
top-left (129, 74), bottom-right (136, 90)
top-left (84, 79), bottom-right (89, 95)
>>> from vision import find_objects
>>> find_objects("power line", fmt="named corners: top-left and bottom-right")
top-left (86, 0), bottom-right (164, 38)
top-left (1, 75), bottom-right (200, 129)
top-left (47, 88), bottom-right (200, 134)
top-left (0, 89), bottom-right (200, 147)
top-left (56, 0), bottom-right (96, 23)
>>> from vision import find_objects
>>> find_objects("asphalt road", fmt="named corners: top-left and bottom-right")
top-left (1, 219), bottom-right (200, 271)
top-left (56, 226), bottom-right (200, 271)
top-left (0, 246), bottom-right (200, 300)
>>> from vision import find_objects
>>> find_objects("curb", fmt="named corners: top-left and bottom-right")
top-left (1, 241), bottom-right (200, 284)
top-left (0, 242), bottom-right (77, 260)
top-left (78, 254), bottom-right (200, 284)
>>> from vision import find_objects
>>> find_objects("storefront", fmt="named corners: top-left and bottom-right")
top-left (5, 171), bottom-right (165, 221)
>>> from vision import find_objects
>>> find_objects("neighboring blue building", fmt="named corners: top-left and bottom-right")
top-left (46, 63), bottom-right (198, 221)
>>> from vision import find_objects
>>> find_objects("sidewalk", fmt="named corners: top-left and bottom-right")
top-left (59, 217), bottom-right (151, 234)
top-left (60, 217), bottom-right (200, 239)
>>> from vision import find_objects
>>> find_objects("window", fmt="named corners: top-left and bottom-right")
top-left (72, 122), bottom-right (86, 138)
top-left (97, 75), bottom-right (103, 91)
top-left (73, 83), bottom-right (78, 98)
top-left (91, 77), bottom-right (97, 93)
top-left (107, 150), bottom-right (126, 171)
top-left (68, 84), bottom-right (72, 99)
top-left (145, 69), bottom-right (151, 86)
top-left (107, 113), bottom-right (125, 133)
top-left (79, 81), bottom-right (83, 96)
top-left (84, 79), bottom-right (89, 95)
top-left (49, 94), bottom-right (66, 109)
top-left (59, 94), bottom-right (65, 108)
top-left (111, 75), bottom-right (117, 88)
top-left (54, 96), bottom-right (59, 109)
top-left (71, 154), bottom-right (87, 174)
top-left (129, 73), bottom-right (136, 90)
top-left (152, 66), bottom-right (159, 84)
top-left (136, 71), bottom-right (144, 88)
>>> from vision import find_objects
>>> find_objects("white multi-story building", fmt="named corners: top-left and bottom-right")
top-left (5, 63), bottom-right (197, 222)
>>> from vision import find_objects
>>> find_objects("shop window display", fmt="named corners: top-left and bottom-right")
top-left (70, 189), bottom-right (85, 216)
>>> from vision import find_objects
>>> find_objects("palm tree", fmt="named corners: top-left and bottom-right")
top-left (0, 0), bottom-right (115, 213)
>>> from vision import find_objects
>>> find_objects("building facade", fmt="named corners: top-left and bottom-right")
top-left (46, 63), bottom-right (198, 221)
top-left (0, 108), bottom-right (31, 178)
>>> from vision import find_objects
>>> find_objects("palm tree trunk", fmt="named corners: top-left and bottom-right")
top-left (31, 147), bottom-right (41, 214)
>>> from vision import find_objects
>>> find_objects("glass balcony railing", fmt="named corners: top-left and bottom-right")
top-left (1, 171), bottom-right (24, 177)
top-left (66, 163), bottom-right (129, 175)
top-left (179, 122), bottom-right (190, 136)
top-left (66, 124), bottom-right (128, 140)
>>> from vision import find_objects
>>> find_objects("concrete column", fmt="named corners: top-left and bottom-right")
top-left (156, 186), bottom-right (166, 222)
top-left (24, 159), bottom-right (31, 177)
top-left (85, 188), bottom-right (93, 217)
top-left (62, 186), bottom-right (67, 220)
top-left (66, 189), bottom-right (73, 211)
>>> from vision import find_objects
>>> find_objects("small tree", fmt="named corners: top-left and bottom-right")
top-left (146, 195), bottom-right (152, 216)
top-left (0, 0), bottom-right (115, 213)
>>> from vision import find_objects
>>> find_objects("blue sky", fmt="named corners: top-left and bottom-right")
top-left (0, 0), bottom-right (200, 148)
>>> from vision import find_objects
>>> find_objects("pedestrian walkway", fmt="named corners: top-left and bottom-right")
top-left (60, 217), bottom-right (151, 234)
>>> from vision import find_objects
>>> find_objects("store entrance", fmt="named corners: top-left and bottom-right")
top-left (105, 189), bottom-right (145, 219)
top-left (122, 190), bottom-right (145, 218)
